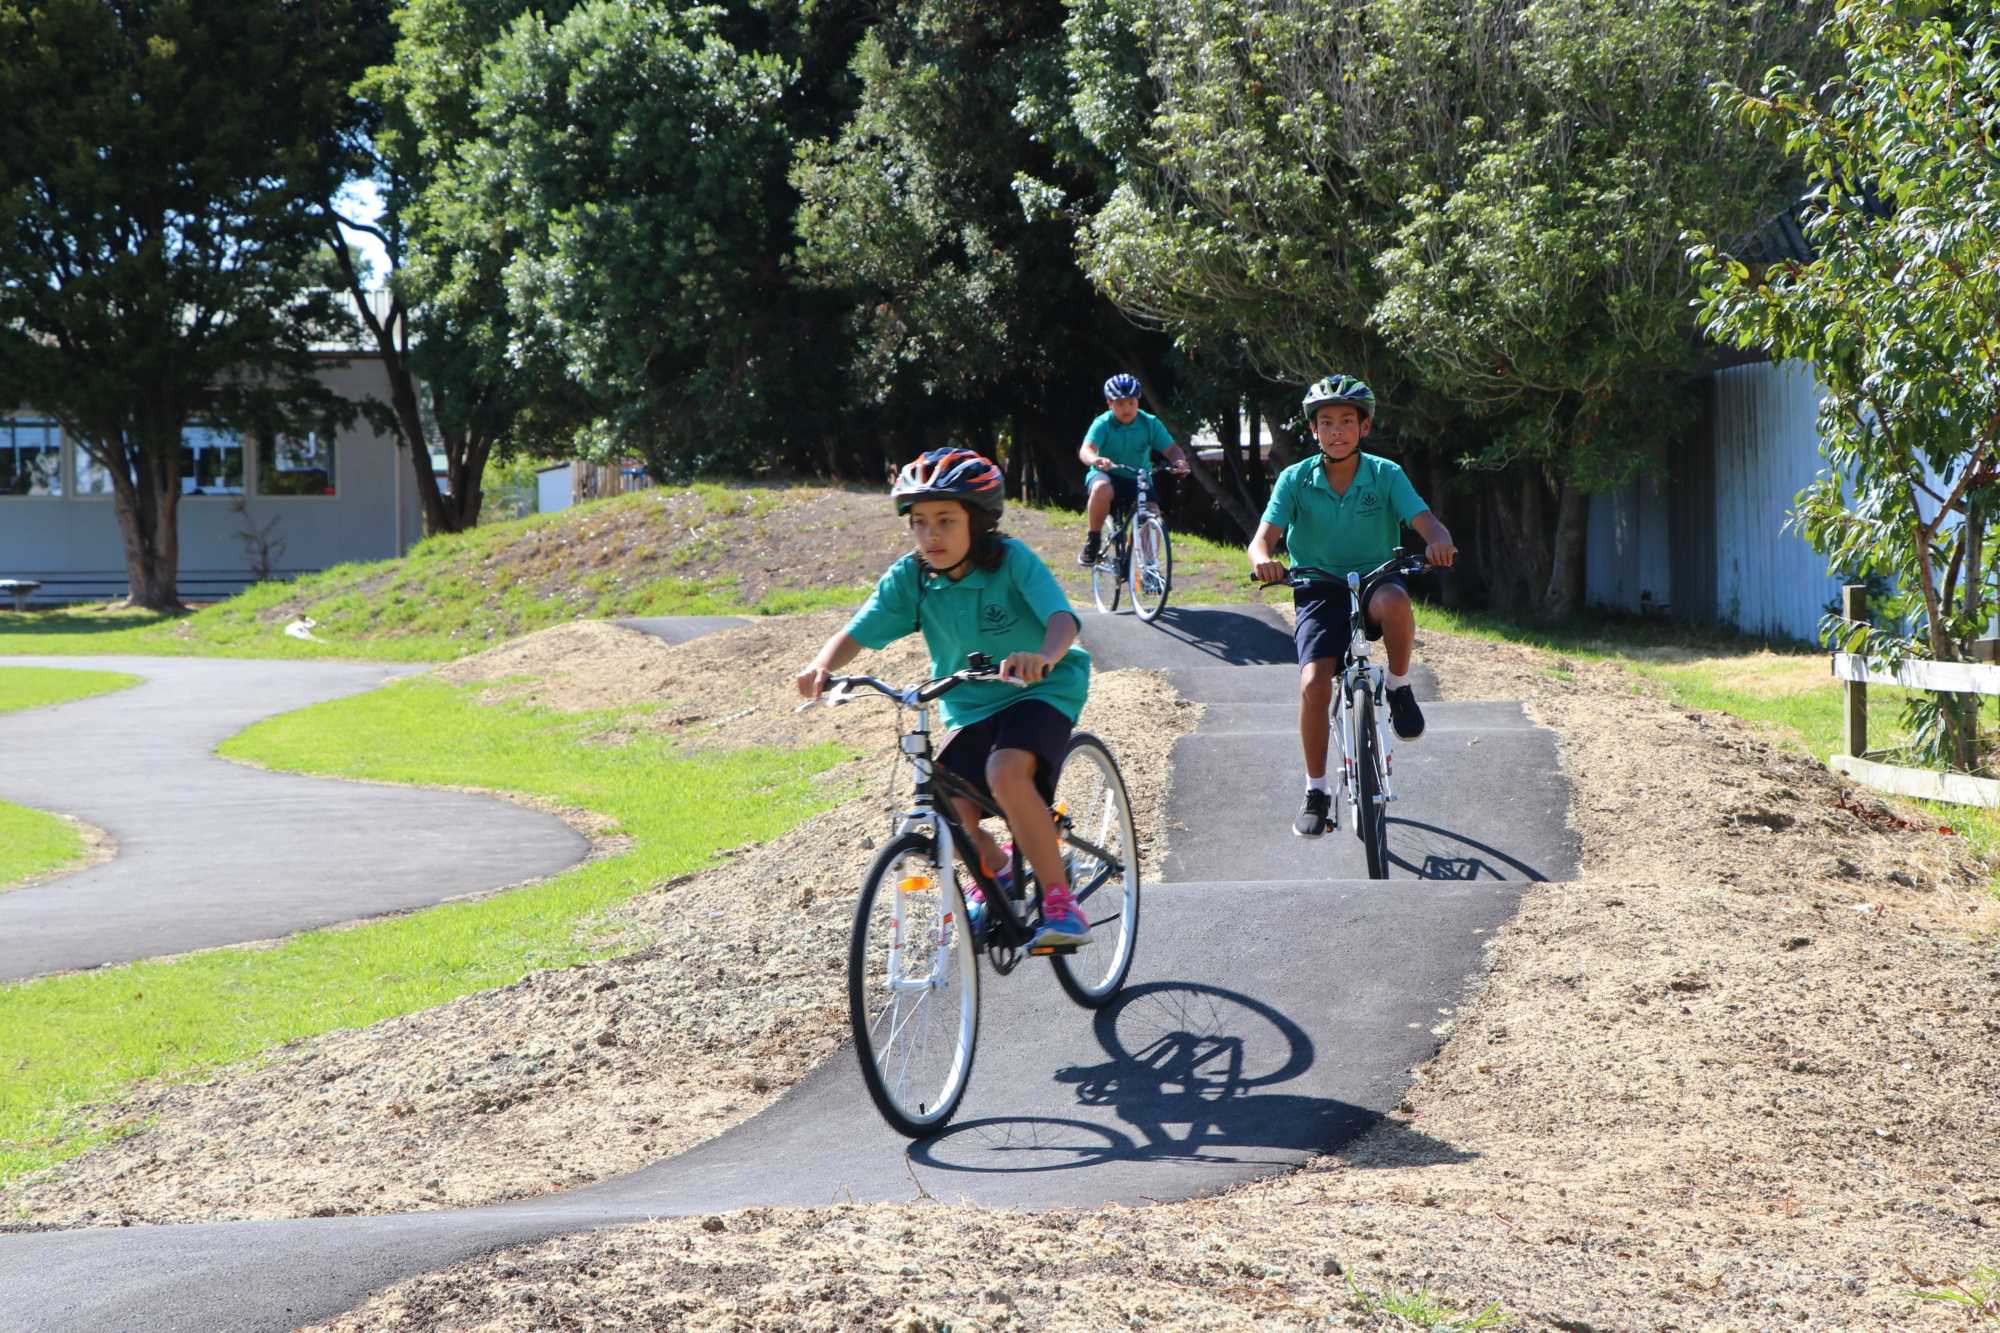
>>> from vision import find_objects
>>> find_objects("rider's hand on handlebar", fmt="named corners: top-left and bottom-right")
top-left (1424, 537), bottom-right (1458, 569)
top-left (999, 651), bottom-right (1050, 685)
top-left (795, 663), bottom-right (832, 700)
top-left (1252, 558), bottom-right (1289, 585)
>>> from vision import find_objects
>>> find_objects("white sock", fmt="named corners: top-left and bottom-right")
top-left (1386, 671), bottom-right (1410, 689)
top-left (1306, 775), bottom-right (1330, 793)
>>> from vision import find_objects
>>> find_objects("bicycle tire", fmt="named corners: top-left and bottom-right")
top-left (1130, 513), bottom-right (1172, 622)
top-left (848, 832), bottom-right (981, 1137)
top-left (1048, 732), bottom-right (1141, 1007)
top-left (1090, 522), bottom-right (1123, 614)
top-left (1355, 689), bottom-right (1390, 879)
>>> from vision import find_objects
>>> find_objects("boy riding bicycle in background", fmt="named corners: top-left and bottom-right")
top-left (797, 448), bottom-right (1093, 950)
top-left (1078, 372), bottom-right (1192, 567)
top-left (1247, 375), bottom-right (1458, 838)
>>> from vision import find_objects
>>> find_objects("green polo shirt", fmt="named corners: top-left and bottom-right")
top-left (844, 540), bottom-right (1090, 730)
top-left (1261, 452), bottom-right (1428, 578)
top-left (1083, 408), bottom-right (1175, 483)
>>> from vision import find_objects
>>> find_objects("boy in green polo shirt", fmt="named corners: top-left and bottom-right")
top-left (1248, 375), bottom-right (1458, 838)
top-left (797, 447), bottom-right (1093, 948)
top-left (1078, 372), bottom-right (1191, 567)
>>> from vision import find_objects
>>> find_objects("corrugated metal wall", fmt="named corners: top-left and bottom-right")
top-left (1584, 359), bottom-right (1841, 642)
top-left (1586, 466), bottom-right (1673, 616)
top-left (1709, 360), bottom-right (1842, 641)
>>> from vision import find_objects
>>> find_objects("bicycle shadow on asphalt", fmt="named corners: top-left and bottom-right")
top-left (1386, 817), bottom-right (1553, 882)
top-left (1110, 605), bottom-right (1296, 665)
top-left (909, 981), bottom-right (1474, 1175)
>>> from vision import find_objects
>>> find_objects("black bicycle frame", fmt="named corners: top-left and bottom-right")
top-left (906, 734), bottom-right (1121, 955)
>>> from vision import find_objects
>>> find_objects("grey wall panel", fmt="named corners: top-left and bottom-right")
top-left (0, 359), bottom-right (416, 601)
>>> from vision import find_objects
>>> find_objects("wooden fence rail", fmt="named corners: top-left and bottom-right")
top-left (1829, 584), bottom-right (2000, 808)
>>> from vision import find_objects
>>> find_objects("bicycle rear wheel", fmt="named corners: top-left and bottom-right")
top-left (1048, 732), bottom-right (1141, 1007)
top-left (1130, 513), bottom-right (1172, 622)
top-left (1090, 522), bottom-right (1123, 613)
top-left (848, 832), bottom-right (980, 1137)
top-left (1354, 690), bottom-right (1390, 879)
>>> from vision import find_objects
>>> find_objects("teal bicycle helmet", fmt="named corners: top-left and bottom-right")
top-left (1301, 374), bottom-right (1375, 422)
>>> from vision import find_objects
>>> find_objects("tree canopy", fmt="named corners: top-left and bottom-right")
top-left (0, 0), bottom-right (374, 607)
top-left (1695, 0), bottom-right (2000, 767)
top-left (1057, 0), bottom-right (1826, 611)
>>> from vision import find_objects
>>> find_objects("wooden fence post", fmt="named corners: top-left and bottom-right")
top-left (1842, 584), bottom-right (1867, 759)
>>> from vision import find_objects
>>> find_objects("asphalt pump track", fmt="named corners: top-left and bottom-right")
top-left (0, 608), bottom-right (1575, 1330)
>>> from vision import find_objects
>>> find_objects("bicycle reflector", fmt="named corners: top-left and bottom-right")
top-left (899, 874), bottom-right (934, 893)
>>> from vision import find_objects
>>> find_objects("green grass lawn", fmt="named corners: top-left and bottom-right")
top-left (0, 677), bottom-right (854, 1187)
top-left (0, 665), bottom-right (141, 715)
top-left (0, 668), bottom-right (139, 889)
top-left (0, 804), bottom-right (89, 893)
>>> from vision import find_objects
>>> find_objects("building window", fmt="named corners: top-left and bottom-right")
top-left (0, 419), bottom-right (63, 496)
top-left (257, 431), bottom-right (337, 497)
top-left (72, 440), bottom-right (115, 497)
top-left (181, 425), bottom-right (244, 496)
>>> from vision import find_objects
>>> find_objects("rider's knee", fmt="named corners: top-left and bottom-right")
top-left (984, 748), bottom-right (1037, 794)
top-left (1368, 583), bottom-right (1412, 620)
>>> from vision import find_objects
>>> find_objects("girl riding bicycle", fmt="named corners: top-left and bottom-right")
top-left (1246, 375), bottom-right (1458, 838)
top-left (797, 447), bottom-right (1093, 950)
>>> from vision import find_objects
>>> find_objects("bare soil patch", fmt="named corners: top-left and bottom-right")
top-left (303, 625), bottom-right (2000, 1332)
top-left (1, 615), bottom-right (1192, 1229)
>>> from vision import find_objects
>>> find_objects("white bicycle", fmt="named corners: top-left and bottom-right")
top-left (1257, 551), bottom-right (1430, 879)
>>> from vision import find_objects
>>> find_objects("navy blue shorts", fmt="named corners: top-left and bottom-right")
top-left (938, 698), bottom-right (1075, 806)
top-left (1088, 469), bottom-right (1142, 510)
top-left (1294, 575), bottom-right (1407, 666)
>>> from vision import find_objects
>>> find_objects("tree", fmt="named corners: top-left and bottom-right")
top-left (790, 0), bottom-right (1180, 501)
top-left (1694, 0), bottom-right (2000, 771)
top-left (324, 0), bottom-right (549, 536)
top-left (407, 1), bottom-right (828, 481)
top-left (0, 0), bottom-right (366, 609)
top-left (1061, 0), bottom-right (1825, 613)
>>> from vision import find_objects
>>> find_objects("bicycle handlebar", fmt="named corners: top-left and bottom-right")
top-left (1253, 549), bottom-right (1432, 592)
top-left (797, 655), bottom-right (1010, 712)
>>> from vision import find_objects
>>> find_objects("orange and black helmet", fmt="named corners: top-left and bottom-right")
top-left (891, 447), bottom-right (1004, 515)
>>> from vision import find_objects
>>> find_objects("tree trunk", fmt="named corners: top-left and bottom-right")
top-left (1483, 467), bottom-right (1551, 616)
top-left (1541, 478), bottom-right (1590, 618)
top-left (1004, 413), bottom-right (1028, 500)
top-left (102, 436), bottom-right (186, 611)
top-left (1177, 441), bottom-right (1261, 538)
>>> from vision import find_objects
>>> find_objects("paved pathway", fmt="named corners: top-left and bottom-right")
top-left (0, 657), bottom-right (589, 982)
top-left (0, 609), bottom-right (1575, 1331)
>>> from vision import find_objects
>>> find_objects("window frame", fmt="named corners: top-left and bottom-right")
top-left (0, 418), bottom-right (67, 499)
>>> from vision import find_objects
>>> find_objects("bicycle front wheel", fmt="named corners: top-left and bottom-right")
top-left (1090, 527), bottom-right (1123, 614)
top-left (1130, 513), bottom-right (1172, 622)
top-left (1049, 732), bottom-right (1141, 1007)
top-left (1355, 690), bottom-right (1390, 879)
top-left (849, 832), bottom-right (980, 1137)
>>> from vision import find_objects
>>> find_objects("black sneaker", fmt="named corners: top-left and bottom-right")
top-left (1078, 533), bottom-right (1103, 567)
top-left (1386, 685), bottom-right (1425, 742)
top-left (1294, 788), bottom-right (1332, 837)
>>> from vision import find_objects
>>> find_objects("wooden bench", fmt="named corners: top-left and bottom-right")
top-left (0, 579), bottom-right (41, 612)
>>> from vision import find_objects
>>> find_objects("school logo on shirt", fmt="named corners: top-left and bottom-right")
top-left (1358, 489), bottom-right (1381, 513)
top-left (979, 599), bottom-right (1020, 636)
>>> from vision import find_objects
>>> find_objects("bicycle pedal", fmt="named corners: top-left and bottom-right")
top-left (1028, 942), bottom-right (1081, 956)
